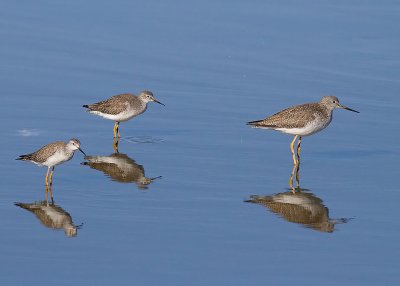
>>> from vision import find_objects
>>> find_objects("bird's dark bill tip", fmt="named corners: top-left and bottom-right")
top-left (78, 148), bottom-right (87, 156)
top-left (344, 106), bottom-right (360, 113)
top-left (154, 99), bottom-right (165, 106)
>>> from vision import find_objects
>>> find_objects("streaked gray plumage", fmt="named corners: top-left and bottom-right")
top-left (16, 139), bottom-right (86, 185)
top-left (84, 93), bottom-right (147, 116)
top-left (247, 96), bottom-right (359, 135)
top-left (83, 90), bottom-right (164, 138)
top-left (248, 102), bottom-right (330, 130)
top-left (18, 141), bottom-right (71, 165)
top-left (247, 96), bottom-right (359, 165)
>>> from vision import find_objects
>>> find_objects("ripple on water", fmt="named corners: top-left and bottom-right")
top-left (122, 136), bottom-right (165, 144)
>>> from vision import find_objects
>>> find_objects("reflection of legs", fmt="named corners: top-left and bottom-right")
top-left (49, 166), bottom-right (55, 185)
top-left (113, 121), bottom-right (120, 138)
top-left (113, 137), bottom-right (119, 152)
top-left (290, 135), bottom-right (299, 165)
top-left (45, 167), bottom-right (51, 186)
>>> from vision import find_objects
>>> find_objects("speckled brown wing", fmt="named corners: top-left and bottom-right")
top-left (248, 103), bottom-right (324, 129)
top-left (85, 93), bottom-right (134, 115)
top-left (18, 142), bottom-right (63, 164)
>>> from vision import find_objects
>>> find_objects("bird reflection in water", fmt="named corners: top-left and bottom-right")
top-left (82, 151), bottom-right (161, 189)
top-left (246, 165), bottom-right (348, 232)
top-left (246, 191), bottom-right (348, 232)
top-left (15, 186), bottom-right (82, 237)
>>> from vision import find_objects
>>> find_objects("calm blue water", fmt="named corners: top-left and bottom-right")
top-left (1, 0), bottom-right (399, 285)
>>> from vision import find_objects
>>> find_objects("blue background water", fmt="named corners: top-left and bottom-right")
top-left (1, 0), bottom-right (399, 285)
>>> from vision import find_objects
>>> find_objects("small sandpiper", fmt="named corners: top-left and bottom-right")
top-left (247, 96), bottom-right (359, 165)
top-left (17, 139), bottom-right (86, 186)
top-left (83, 90), bottom-right (164, 138)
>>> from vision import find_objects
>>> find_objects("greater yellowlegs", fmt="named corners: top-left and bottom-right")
top-left (83, 90), bottom-right (164, 138)
top-left (247, 96), bottom-right (359, 165)
top-left (16, 139), bottom-right (86, 186)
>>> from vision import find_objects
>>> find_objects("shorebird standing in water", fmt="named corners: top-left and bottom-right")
top-left (16, 139), bottom-right (86, 186)
top-left (247, 96), bottom-right (359, 165)
top-left (83, 90), bottom-right (164, 138)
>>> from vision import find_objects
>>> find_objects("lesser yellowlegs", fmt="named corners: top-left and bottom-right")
top-left (247, 96), bottom-right (359, 165)
top-left (16, 139), bottom-right (86, 186)
top-left (83, 90), bottom-right (164, 138)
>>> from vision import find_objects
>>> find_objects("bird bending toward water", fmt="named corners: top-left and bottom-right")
top-left (247, 96), bottom-right (359, 165)
top-left (17, 139), bottom-right (86, 186)
top-left (83, 90), bottom-right (164, 138)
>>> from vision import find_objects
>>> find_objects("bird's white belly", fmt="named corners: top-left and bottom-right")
top-left (90, 110), bottom-right (139, 122)
top-left (277, 118), bottom-right (331, 136)
top-left (42, 151), bottom-right (72, 167)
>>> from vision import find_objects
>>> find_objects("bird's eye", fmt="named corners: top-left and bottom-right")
top-left (333, 100), bottom-right (336, 103)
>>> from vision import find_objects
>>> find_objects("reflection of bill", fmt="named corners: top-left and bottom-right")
top-left (246, 191), bottom-right (348, 233)
top-left (82, 153), bottom-right (161, 189)
top-left (15, 199), bottom-right (81, 237)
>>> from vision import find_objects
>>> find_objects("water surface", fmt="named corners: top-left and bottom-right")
top-left (1, 0), bottom-right (399, 285)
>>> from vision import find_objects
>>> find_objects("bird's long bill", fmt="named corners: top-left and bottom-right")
top-left (153, 99), bottom-right (165, 106)
top-left (339, 104), bottom-right (359, 113)
top-left (150, 175), bottom-right (163, 181)
top-left (78, 147), bottom-right (87, 157)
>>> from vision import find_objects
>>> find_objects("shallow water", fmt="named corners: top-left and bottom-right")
top-left (1, 0), bottom-right (399, 285)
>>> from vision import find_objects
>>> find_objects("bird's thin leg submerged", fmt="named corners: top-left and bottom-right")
top-left (289, 161), bottom-right (301, 193)
top-left (113, 137), bottom-right (119, 152)
top-left (45, 167), bottom-right (51, 186)
top-left (290, 135), bottom-right (299, 165)
top-left (45, 185), bottom-right (54, 206)
top-left (113, 121), bottom-right (121, 138)
top-left (49, 166), bottom-right (55, 185)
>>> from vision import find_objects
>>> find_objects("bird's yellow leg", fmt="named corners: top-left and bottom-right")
top-left (49, 166), bottom-right (55, 185)
top-left (289, 164), bottom-right (296, 193)
top-left (289, 164), bottom-right (299, 194)
top-left (113, 122), bottom-right (121, 138)
top-left (295, 136), bottom-right (302, 184)
top-left (113, 122), bottom-right (118, 138)
top-left (116, 122), bottom-right (120, 138)
top-left (289, 162), bottom-right (301, 193)
top-left (296, 136), bottom-right (302, 164)
top-left (45, 167), bottom-right (51, 186)
top-left (295, 162), bottom-right (300, 188)
top-left (290, 135), bottom-right (299, 166)
top-left (45, 185), bottom-right (49, 205)
top-left (49, 186), bottom-right (54, 205)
